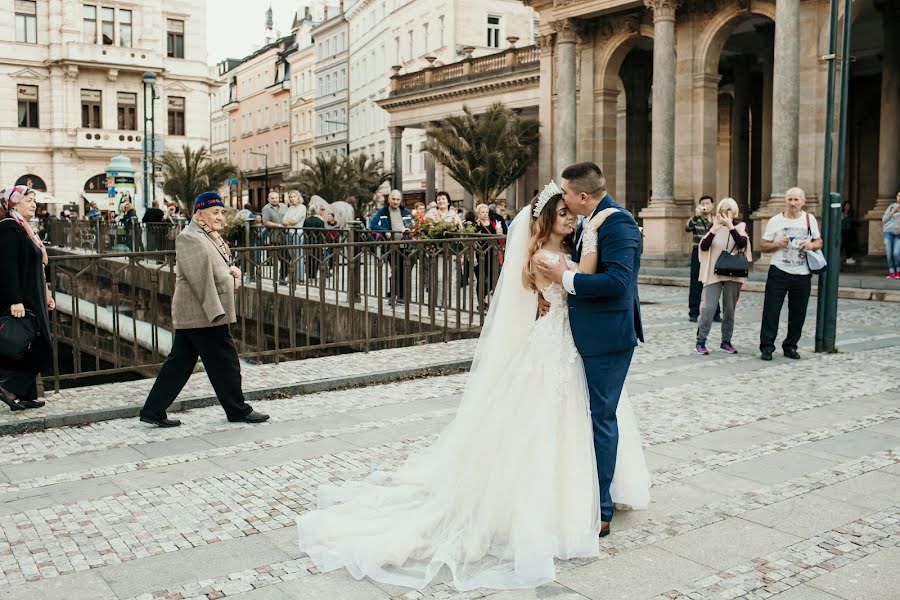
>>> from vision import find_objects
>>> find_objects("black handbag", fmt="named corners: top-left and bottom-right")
top-left (0, 310), bottom-right (39, 361)
top-left (714, 237), bottom-right (750, 278)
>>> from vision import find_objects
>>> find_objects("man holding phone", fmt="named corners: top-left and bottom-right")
top-left (758, 187), bottom-right (823, 361)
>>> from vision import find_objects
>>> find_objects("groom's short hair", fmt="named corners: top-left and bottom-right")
top-left (561, 162), bottom-right (607, 199)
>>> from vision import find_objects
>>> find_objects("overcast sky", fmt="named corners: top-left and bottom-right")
top-left (206, 1), bottom-right (300, 65)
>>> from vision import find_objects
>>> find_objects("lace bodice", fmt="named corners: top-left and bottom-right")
top-left (538, 252), bottom-right (576, 312)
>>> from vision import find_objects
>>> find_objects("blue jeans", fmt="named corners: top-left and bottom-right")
top-left (885, 232), bottom-right (900, 273)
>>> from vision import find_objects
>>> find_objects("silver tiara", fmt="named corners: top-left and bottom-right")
top-left (533, 180), bottom-right (562, 217)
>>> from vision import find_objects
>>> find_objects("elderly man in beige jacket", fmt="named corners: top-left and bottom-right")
top-left (139, 192), bottom-right (268, 428)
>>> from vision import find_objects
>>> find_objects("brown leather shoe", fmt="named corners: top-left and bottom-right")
top-left (599, 522), bottom-right (611, 538)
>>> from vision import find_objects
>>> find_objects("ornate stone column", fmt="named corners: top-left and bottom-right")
top-left (752, 0), bottom-right (799, 270)
top-left (389, 126), bottom-right (404, 192)
top-left (637, 0), bottom-right (687, 266)
top-left (866, 0), bottom-right (900, 257)
top-left (553, 19), bottom-right (578, 175)
top-left (537, 33), bottom-right (555, 184)
top-left (577, 20), bottom-right (596, 162)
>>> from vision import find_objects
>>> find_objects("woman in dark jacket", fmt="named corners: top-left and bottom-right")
top-left (0, 186), bottom-right (54, 410)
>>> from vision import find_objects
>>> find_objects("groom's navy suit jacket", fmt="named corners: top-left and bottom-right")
top-left (569, 194), bottom-right (644, 357)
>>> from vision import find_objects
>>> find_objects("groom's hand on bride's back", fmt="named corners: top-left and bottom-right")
top-left (538, 292), bottom-right (550, 316)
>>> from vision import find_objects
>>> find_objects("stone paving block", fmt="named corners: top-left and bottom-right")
top-left (20, 479), bottom-right (124, 513)
top-left (741, 491), bottom-right (874, 538)
top-left (814, 471), bottom-right (900, 510)
top-left (808, 547), bottom-right (900, 600)
top-left (0, 453), bottom-right (91, 482)
top-left (676, 470), bottom-right (763, 498)
top-left (656, 517), bottom-right (802, 571)
top-left (556, 545), bottom-right (713, 600)
top-left (800, 430), bottom-right (900, 459)
top-left (771, 585), bottom-right (843, 600)
top-left (132, 435), bottom-right (218, 460)
top-left (720, 448), bottom-right (841, 485)
top-left (680, 424), bottom-right (786, 453)
top-left (487, 582), bottom-right (588, 599)
top-left (0, 569), bottom-right (118, 600)
top-left (110, 458), bottom-right (231, 493)
top-left (260, 525), bottom-right (305, 560)
top-left (226, 584), bottom-right (296, 600)
top-left (98, 533), bottom-right (292, 598)
top-left (207, 436), bottom-right (358, 472)
top-left (276, 571), bottom-right (388, 599)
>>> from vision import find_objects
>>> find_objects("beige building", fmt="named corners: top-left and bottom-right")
top-left (381, 0), bottom-right (897, 268)
top-left (221, 35), bottom-right (294, 209)
top-left (1, 0), bottom-right (213, 215)
top-left (383, 0), bottom-right (538, 201)
top-left (288, 8), bottom-right (323, 173)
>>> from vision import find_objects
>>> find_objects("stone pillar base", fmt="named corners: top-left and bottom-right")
top-left (864, 198), bottom-right (893, 257)
top-left (638, 199), bottom-right (691, 267)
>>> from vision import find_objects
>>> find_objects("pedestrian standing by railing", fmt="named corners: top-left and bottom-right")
top-left (142, 200), bottom-right (165, 252)
top-left (370, 189), bottom-right (413, 305)
top-left (138, 191), bottom-right (268, 428)
top-left (283, 190), bottom-right (307, 280)
top-left (881, 191), bottom-right (900, 279)
top-left (303, 205), bottom-right (326, 281)
top-left (0, 186), bottom-right (53, 411)
top-left (262, 191), bottom-right (288, 283)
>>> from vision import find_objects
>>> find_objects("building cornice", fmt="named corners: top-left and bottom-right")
top-left (378, 72), bottom-right (539, 111)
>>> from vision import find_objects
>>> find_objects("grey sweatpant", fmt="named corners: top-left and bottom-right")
top-left (697, 280), bottom-right (741, 345)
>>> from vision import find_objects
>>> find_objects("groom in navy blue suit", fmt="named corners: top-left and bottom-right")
top-left (537, 162), bottom-right (643, 537)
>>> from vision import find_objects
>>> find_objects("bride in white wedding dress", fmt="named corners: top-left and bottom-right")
top-left (296, 185), bottom-right (650, 591)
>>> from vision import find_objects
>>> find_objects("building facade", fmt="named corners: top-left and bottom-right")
top-left (346, 0), bottom-right (391, 169)
top-left (222, 36), bottom-right (293, 209)
top-left (1, 0), bottom-right (212, 215)
top-left (313, 12), bottom-right (350, 159)
top-left (381, 0), bottom-right (898, 268)
top-left (287, 8), bottom-right (322, 174)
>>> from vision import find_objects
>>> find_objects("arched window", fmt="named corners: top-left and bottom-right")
top-left (15, 174), bottom-right (47, 191)
top-left (84, 173), bottom-right (109, 193)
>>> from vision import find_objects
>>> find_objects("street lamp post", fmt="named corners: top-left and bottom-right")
top-left (815, 0), bottom-right (853, 353)
top-left (249, 151), bottom-right (269, 207)
top-left (141, 72), bottom-right (157, 211)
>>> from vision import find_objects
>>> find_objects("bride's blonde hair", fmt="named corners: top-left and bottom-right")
top-left (522, 193), bottom-right (573, 291)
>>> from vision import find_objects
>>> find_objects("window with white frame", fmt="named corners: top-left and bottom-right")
top-left (81, 89), bottom-right (102, 128)
top-left (101, 7), bottom-right (114, 44)
top-left (117, 92), bottom-right (137, 130)
top-left (167, 96), bottom-right (185, 135)
top-left (487, 15), bottom-right (501, 48)
top-left (15, 1), bottom-right (37, 43)
top-left (439, 16), bottom-right (445, 48)
top-left (423, 23), bottom-right (429, 52)
top-left (167, 18), bottom-right (185, 58)
top-left (17, 84), bottom-right (38, 128)
top-left (83, 5), bottom-right (97, 44)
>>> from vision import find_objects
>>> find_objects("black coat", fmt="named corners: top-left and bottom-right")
top-left (142, 207), bottom-right (166, 223)
top-left (0, 219), bottom-right (52, 372)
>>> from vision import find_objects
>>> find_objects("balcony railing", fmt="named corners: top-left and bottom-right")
top-left (391, 45), bottom-right (539, 95)
top-left (44, 232), bottom-right (505, 390)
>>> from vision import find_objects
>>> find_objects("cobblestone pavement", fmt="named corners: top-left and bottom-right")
top-left (0, 284), bottom-right (898, 600)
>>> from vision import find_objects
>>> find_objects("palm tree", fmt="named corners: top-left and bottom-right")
top-left (284, 153), bottom-right (391, 216)
top-left (283, 155), bottom-right (346, 202)
top-left (423, 103), bottom-right (539, 206)
top-left (340, 153), bottom-right (391, 215)
top-left (159, 145), bottom-right (238, 213)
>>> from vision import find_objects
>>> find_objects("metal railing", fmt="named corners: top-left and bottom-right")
top-left (45, 218), bottom-right (186, 254)
top-left (44, 233), bottom-right (505, 390)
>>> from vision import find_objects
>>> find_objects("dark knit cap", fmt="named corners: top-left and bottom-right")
top-left (194, 191), bottom-right (224, 211)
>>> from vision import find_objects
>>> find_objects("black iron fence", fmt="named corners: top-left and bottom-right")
top-left (44, 233), bottom-right (505, 390)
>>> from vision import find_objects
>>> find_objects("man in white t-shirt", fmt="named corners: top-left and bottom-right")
top-left (759, 187), bottom-right (823, 361)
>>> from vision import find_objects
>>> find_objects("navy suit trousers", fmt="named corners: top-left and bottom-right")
top-left (582, 348), bottom-right (635, 522)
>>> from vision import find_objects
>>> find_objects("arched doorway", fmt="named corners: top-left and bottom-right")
top-left (617, 42), bottom-right (653, 218)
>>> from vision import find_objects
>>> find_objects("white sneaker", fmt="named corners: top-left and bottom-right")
top-left (846, 258), bottom-right (856, 265)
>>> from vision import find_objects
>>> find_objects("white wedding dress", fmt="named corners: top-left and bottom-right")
top-left (296, 209), bottom-right (650, 591)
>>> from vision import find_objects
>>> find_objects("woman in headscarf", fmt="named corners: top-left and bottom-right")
top-left (0, 185), bottom-right (54, 410)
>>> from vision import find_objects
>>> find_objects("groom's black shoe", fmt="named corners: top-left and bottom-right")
top-left (599, 522), bottom-right (611, 538)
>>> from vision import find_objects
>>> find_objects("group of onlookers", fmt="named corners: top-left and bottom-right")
top-left (687, 188), bottom-right (824, 361)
